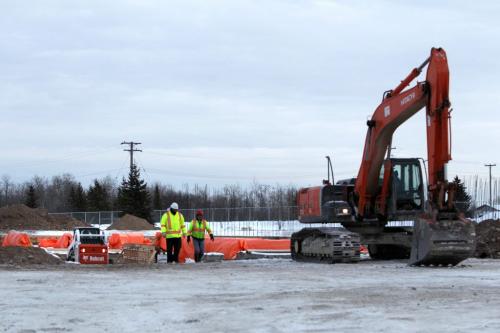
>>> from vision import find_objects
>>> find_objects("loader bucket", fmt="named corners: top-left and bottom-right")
top-left (409, 218), bottom-right (475, 266)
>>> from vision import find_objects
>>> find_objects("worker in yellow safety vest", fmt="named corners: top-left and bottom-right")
top-left (160, 202), bottom-right (187, 263)
top-left (187, 209), bottom-right (214, 262)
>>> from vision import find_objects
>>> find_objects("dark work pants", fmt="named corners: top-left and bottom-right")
top-left (166, 237), bottom-right (182, 263)
top-left (193, 238), bottom-right (205, 262)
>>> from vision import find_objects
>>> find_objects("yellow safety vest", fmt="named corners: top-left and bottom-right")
top-left (160, 211), bottom-right (186, 239)
top-left (189, 219), bottom-right (212, 239)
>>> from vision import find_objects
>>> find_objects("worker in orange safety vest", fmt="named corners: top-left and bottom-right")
top-left (187, 209), bottom-right (214, 262)
top-left (160, 202), bottom-right (187, 263)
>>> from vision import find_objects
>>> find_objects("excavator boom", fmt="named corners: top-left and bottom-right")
top-left (355, 48), bottom-right (452, 218)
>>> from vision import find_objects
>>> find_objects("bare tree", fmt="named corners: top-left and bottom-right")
top-left (1, 174), bottom-right (12, 206)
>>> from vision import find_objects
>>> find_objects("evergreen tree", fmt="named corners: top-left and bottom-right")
top-left (117, 164), bottom-right (151, 220)
top-left (453, 175), bottom-right (472, 215)
top-left (153, 184), bottom-right (162, 210)
top-left (87, 180), bottom-right (110, 211)
top-left (25, 185), bottom-right (38, 208)
top-left (68, 183), bottom-right (87, 211)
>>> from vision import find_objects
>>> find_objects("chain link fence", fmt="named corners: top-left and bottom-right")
top-left (49, 211), bottom-right (121, 227)
top-left (151, 206), bottom-right (298, 224)
top-left (50, 207), bottom-right (298, 225)
top-left (204, 220), bottom-right (330, 238)
top-left (48, 201), bottom-right (500, 236)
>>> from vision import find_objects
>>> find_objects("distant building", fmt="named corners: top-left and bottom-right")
top-left (472, 204), bottom-right (500, 222)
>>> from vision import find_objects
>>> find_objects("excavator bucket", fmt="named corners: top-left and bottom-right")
top-left (409, 218), bottom-right (475, 266)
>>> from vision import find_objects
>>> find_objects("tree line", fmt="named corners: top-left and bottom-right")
top-left (0, 165), bottom-right (298, 221)
top-left (0, 167), bottom-right (474, 221)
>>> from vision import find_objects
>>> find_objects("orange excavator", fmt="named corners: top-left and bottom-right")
top-left (292, 48), bottom-right (476, 266)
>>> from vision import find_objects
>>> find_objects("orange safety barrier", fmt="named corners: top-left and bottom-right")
top-left (1, 231), bottom-right (32, 247)
top-left (56, 233), bottom-right (73, 248)
top-left (154, 232), bottom-right (167, 251)
top-left (108, 233), bottom-right (122, 249)
top-left (38, 233), bottom-right (73, 248)
top-left (155, 233), bottom-right (248, 262)
top-left (154, 234), bottom-right (292, 263)
top-left (109, 232), bottom-right (152, 249)
top-left (38, 238), bottom-right (58, 248)
top-left (242, 238), bottom-right (290, 251)
top-left (123, 233), bottom-right (145, 245)
top-left (179, 237), bottom-right (248, 262)
top-left (206, 237), bottom-right (247, 259)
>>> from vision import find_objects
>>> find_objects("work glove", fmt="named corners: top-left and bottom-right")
top-left (210, 234), bottom-right (215, 241)
top-left (187, 236), bottom-right (191, 243)
top-left (161, 232), bottom-right (166, 238)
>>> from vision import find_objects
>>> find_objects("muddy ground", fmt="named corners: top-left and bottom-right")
top-left (475, 219), bottom-right (500, 258)
top-left (0, 247), bottom-right (62, 265)
top-left (1, 258), bottom-right (500, 332)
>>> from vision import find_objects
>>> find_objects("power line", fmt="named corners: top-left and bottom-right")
top-left (146, 167), bottom-right (320, 181)
top-left (121, 141), bottom-right (142, 173)
top-left (112, 157), bottom-right (130, 183)
top-left (134, 155), bottom-right (152, 183)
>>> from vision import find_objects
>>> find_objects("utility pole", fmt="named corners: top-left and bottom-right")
top-left (485, 163), bottom-right (496, 207)
top-left (121, 141), bottom-right (142, 173)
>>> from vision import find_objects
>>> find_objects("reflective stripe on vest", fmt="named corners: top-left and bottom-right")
top-left (165, 212), bottom-right (183, 233)
top-left (191, 219), bottom-right (207, 232)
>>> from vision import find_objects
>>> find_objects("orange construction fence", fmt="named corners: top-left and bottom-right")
top-left (108, 232), bottom-right (152, 249)
top-left (38, 237), bottom-right (58, 248)
top-left (242, 238), bottom-right (290, 251)
top-left (154, 232), bottom-right (248, 262)
top-left (1, 231), bottom-right (32, 247)
top-left (154, 233), bottom-right (291, 263)
top-left (56, 233), bottom-right (73, 248)
top-left (180, 236), bottom-right (248, 262)
top-left (38, 233), bottom-right (73, 248)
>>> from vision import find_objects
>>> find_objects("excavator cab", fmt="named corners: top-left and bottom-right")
top-left (385, 158), bottom-right (426, 219)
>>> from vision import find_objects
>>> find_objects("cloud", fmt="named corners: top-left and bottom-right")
top-left (0, 0), bottom-right (499, 186)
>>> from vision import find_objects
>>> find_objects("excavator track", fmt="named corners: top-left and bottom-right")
top-left (291, 228), bottom-right (360, 263)
top-left (409, 218), bottom-right (476, 266)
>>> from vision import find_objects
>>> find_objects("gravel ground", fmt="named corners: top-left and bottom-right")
top-left (1, 258), bottom-right (500, 333)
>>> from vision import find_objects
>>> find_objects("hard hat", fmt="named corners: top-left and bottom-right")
top-left (196, 209), bottom-right (203, 216)
top-left (170, 202), bottom-right (179, 210)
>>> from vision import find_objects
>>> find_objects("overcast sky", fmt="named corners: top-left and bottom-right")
top-left (1, 0), bottom-right (499, 187)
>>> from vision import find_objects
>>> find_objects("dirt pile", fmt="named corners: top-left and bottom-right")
top-left (0, 204), bottom-right (89, 231)
top-left (475, 219), bottom-right (500, 258)
top-left (108, 214), bottom-right (154, 230)
top-left (0, 246), bottom-right (62, 265)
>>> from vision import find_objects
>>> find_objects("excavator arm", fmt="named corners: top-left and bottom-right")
top-left (355, 48), bottom-right (452, 220)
